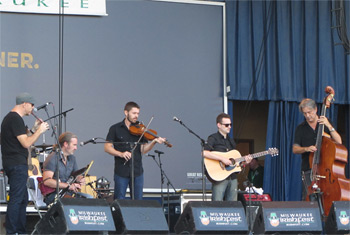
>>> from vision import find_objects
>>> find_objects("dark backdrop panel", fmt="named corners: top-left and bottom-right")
top-left (0, 1), bottom-right (224, 189)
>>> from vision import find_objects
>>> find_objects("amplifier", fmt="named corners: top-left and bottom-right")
top-left (0, 172), bottom-right (7, 203)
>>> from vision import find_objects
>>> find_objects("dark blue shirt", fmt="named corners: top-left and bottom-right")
top-left (43, 152), bottom-right (78, 183)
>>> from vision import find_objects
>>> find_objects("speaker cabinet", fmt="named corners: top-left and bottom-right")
top-left (0, 172), bottom-right (7, 203)
top-left (325, 201), bottom-right (350, 234)
top-left (34, 198), bottom-right (115, 234)
top-left (174, 201), bottom-right (248, 234)
top-left (253, 201), bottom-right (322, 234)
top-left (110, 199), bottom-right (169, 234)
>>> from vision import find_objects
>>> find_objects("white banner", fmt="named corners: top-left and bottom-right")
top-left (0, 0), bottom-right (107, 16)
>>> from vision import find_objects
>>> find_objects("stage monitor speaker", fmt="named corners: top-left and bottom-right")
top-left (253, 201), bottom-right (322, 234)
top-left (110, 199), bottom-right (169, 234)
top-left (34, 198), bottom-right (115, 234)
top-left (325, 201), bottom-right (350, 234)
top-left (174, 200), bottom-right (248, 234)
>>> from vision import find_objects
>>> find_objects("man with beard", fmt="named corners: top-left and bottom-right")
top-left (42, 132), bottom-right (93, 205)
top-left (293, 98), bottom-right (342, 200)
top-left (104, 101), bottom-right (166, 200)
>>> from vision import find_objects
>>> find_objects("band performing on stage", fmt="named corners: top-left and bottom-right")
top-left (0, 90), bottom-right (349, 234)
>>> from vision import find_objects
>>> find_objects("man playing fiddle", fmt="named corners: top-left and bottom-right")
top-left (104, 101), bottom-right (166, 200)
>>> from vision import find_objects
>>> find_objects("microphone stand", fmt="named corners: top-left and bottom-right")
top-left (88, 139), bottom-right (142, 200)
top-left (127, 117), bottom-right (154, 200)
top-left (157, 151), bottom-right (165, 206)
top-left (149, 152), bottom-right (176, 227)
top-left (42, 106), bottom-right (64, 204)
top-left (33, 105), bottom-right (70, 205)
top-left (247, 180), bottom-right (254, 235)
top-left (243, 172), bottom-right (255, 235)
top-left (174, 119), bottom-right (210, 200)
top-left (43, 108), bottom-right (74, 123)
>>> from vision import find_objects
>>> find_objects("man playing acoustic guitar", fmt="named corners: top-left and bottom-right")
top-left (203, 113), bottom-right (252, 201)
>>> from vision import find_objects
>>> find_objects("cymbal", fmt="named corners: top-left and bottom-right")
top-left (35, 144), bottom-right (53, 149)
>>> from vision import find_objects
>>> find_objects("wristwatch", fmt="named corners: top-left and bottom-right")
top-left (330, 127), bottom-right (335, 132)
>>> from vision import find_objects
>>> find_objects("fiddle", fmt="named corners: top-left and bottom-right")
top-left (129, 123), bottom-right (172, 148)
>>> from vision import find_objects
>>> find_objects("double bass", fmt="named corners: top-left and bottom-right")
top-left (306, 86), bottom-right (350, 216)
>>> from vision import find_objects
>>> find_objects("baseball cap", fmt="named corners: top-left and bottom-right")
top-left (16, 92), bottom-right (36, 105)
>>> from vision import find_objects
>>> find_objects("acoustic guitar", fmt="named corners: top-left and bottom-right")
top-left (204, 148), bottom-right (279, 182)
top-left (28, 147), bottom-right (41, 177)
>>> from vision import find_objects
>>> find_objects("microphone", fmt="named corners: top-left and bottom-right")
top-left (154, 150), bottom-right (164, 154)
top-left (147, 154), bottom-right (155, 157)
top-left (173, 116), bottom-right (183, 124)
top-left (34, 102), bottom-right (52, 111)
top-left (80, 138), bottom-right (97, 146)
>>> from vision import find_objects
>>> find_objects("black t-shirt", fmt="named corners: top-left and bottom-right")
top-left (1, 112), bottom-right (28, 168)
top-left (204, 131), bottom-right (237, 179)
top-left (294, 121), bottom-right (331, 171)
top-left (106, 120), bottom-right (147, 178)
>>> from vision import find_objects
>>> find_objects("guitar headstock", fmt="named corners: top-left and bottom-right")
top-left (268, 148), bottom-right (279, 157)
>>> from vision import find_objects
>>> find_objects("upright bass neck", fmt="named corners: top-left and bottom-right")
top-left (310, 86), bottom-right (334, 178)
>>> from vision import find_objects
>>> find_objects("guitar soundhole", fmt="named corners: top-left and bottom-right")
top-left (223, 158), bottom-right (236, 171)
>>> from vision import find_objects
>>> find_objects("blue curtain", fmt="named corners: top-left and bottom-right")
top-left (226, 0), bottom-right (350, 103)
top-left (226, 0), bottom-right (350, 201)
top-left (264, 101), bottom-right (339, 201)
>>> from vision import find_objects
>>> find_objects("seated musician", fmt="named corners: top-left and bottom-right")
top-left (42, 132), bottom-right (93, 205)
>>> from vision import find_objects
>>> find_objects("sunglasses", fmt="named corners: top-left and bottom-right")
top-left (221, 123), bottom-right (232, 127)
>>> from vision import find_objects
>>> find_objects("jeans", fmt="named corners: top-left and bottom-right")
top-left (212, 177), bottom-right (237, 201)
top-left (114, 174), bottom-right (144, 200)
top-left (4, 164), bottom-right (29, 234)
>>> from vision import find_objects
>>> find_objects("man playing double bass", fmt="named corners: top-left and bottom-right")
top-left (293, 98), bottom-right (342, 200)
